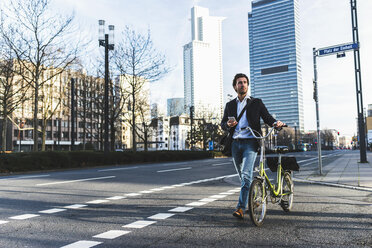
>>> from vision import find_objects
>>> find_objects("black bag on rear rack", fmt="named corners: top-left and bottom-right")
top-left (266, 156), bottom-right (300, 172)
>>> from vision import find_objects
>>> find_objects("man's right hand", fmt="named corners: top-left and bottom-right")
top-left (227, 120), bottom-right (238, 128)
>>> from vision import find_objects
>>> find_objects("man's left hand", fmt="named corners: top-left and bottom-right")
top-left (275, 120), bottom-right (285, 128)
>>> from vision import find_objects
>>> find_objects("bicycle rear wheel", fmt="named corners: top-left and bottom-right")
top-left (280, 172), bottom-right (294, 212)
top-left (248, 179), bottom-right (267, 226)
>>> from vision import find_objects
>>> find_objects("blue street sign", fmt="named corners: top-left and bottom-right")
top-left (208, 141), bottom-right (214, 151)
top-left (318, 43), bottom-right (358, 56)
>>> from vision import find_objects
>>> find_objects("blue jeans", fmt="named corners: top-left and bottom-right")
top-left (231, 139), bottom-right (258, 210)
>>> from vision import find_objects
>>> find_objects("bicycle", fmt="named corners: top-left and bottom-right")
top-left (244, 126), bottom-right (299, 226)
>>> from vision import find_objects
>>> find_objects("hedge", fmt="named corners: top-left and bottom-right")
top-left (0, 150), bottom-right (219, 174)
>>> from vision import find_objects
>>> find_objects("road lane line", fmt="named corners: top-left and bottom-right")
top-left (150, 188), bottom-right (165, 191)
top-left (157, 167), bottom-right (192, 173)
top-left (1, 174), bottom-right (51, 180)
top-left (199, 198), bottom-right (217, 202)
top-left (125, 193), bottom-right (142, 196)
top-left (106, 196), bottom-right (126, 200)
top-left (186, 201), bottom-right (208, 207)
top-left (148, 213), bottom-right (175, 220)
top-left (93, 230), bottom-right (131, 239)
top-left (122, 220), bottom-right (157, 229)
top-left (36, 176), bottom-right (115, 186)
top-left (63, 204), bottom-right (87, 209)
top-left (161, 186), bottom-right (176, 189)
top-left (86, 200), bottom-right (109, 204)
top-left (98, 167), bottom-right (139, 172)
top-left (39, 208), bottom-right (67, 214)
top-left (212, 162), bottom-right (231, 166)
top-left (0, 220), bottom-right (9, 224)
top-left (139, 190), bottom-right (154, 193)
top-left (209, 195), bottom-right (228, 199)
top-left (9, 214), bottom-right (39, 220)
top-left (168, 207), bottom-right (194, 212)
top-left (60, 240), bottom-right (102, 248)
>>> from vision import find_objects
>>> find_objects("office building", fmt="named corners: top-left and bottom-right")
top-left (183, 6), bottom-right (225, 119)
top-left (248, 0), bottom-right (304, 131)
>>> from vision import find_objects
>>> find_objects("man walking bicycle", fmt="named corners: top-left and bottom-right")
top-left (221, 73), bottom-right (285, 219)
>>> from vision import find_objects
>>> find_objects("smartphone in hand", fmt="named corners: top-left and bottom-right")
top-left (228, 116), bottom-right (236, 122)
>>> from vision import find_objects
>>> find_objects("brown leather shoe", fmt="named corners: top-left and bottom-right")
top-left (233, 208), bottom-right (244, 219)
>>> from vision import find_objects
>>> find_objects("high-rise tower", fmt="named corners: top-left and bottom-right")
top-left (248, 0), bottom-right (303, 131)
top-left (183, 6), bottom-right (225, 119)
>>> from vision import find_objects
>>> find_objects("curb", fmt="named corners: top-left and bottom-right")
top-left (293, 177), bottom-right (372, 192)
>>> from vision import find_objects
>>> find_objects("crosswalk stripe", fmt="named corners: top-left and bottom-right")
top-left (168, 207), bottom-right (194, 212)
top-left (39, 208), bottom-right (66, 214)
top-left (148, 213), bottom-right (175, 220)
top-left (60, 240), bottom-right (102, 248)
top-left (93, 230), bottom-right (131, 239)
top-left (122, 220), bottom-right (157, 229)
top-left (9, 214), bottom-right (39, 220)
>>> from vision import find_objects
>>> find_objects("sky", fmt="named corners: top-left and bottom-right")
top-left (45, 0), bottom-right (372, 136)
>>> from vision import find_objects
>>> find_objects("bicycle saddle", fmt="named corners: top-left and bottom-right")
top-left (274, 146), bottom-right (289, 154)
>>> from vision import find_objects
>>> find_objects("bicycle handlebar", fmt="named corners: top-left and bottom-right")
top-left (242, 125), bottom-right (288, 140)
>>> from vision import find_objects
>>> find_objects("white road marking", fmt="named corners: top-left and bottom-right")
top-left (210, 194), bottom-right (228, 199)
top-left (186, 201), bottom-right (207, 207)
top-left (86, 200), bottom-right (109, 204)
top-left (168, 207), bottom-right (194, 212)
top-left (2, 174), bottom-right (50, 180)
top-left (0, 220), bottom-right (9, 224)
top-left (64, 204), bottom-right (87, 209)
top-left (219, 192), bottom-right (235, 195)
top-left (150, 188), bottom-right (165, 192)
top-left (93, 230), bottom-right (131, 239)
top-left (98, 166), bottom-right (139, 172)
top-left (9, 214), bottom-right (39, 220)
top-left (157, 167), bottom-right (192, 173)
top-left (212, 162), bottom-right (231, 166)
top-left (125, 193), bottom-right (141, 197)
top-left (106, 196), bottom-right (126, 200)
top-left (199, 198), bottom-right (217, 203)
top-left (36, 176), bottom-right (115, 186)
top-left (122, 220), bottom-right (157, 229)
top-left (60, 240), bottom-right (102, 248)
top-left (161, 186), bottom-right (175, 189)
top-left (148, 213), bottom-right (175, 220)
top-left (139, 190), bottom-right (154, 194)
top-left (39, 208), bottom-right (67, 214)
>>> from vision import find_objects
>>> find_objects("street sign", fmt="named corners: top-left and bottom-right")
top-left (368, 130), bottom-right (372, 144)
top-left (208, 141), bottom-right (214, 151)
top-left (318, 43), bottom-right (358, 56)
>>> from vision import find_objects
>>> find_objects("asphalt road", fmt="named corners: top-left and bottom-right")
top-left (0, 150), bottom-right (371, 247)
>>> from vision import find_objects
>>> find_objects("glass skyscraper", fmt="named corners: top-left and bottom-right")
top-left (248, 0), bottom-right (303, 131)
top-left (183, 6), bottom-right (225, 119)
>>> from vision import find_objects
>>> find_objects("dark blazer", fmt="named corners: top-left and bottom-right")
top-left (221, 97), bottom-right (276, 141)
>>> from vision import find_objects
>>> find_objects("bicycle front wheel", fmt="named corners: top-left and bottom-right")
top-left (280, 172), bottom-right (294, 212)
top-left (248, 179), bottom-right (267, 226)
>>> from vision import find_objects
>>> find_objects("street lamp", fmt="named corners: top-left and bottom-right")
top-left (294, 122), bottom-right (297, 151)
top-left (98, 20), bottom-right (114, 154)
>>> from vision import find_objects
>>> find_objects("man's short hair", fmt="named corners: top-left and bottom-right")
top-left (232, 73), bottom-right (249, 88)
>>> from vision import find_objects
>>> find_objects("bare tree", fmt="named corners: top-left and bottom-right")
top-left (0, 38), bottom-right (29, 151)
top-left (39, 75), bottom-right (61, 151)
top-left (109, 77), bottom-right (128, 151)
top-left (321, 129), bottom-right (336, 149)
top-left (276, 127), bottom-right (294, 147)
top-left (134, 89), bottom-right (151, 151)
top-left (0, 0), bottom-right (80, 151)
top-left (113, 26), bottom-right (169, 152)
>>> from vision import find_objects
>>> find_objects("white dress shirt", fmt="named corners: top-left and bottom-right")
top-left (232, 96), bottom-right (254, 139)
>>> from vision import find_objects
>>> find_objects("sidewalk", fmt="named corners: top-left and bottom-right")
top-left (293, 151), bottom-right (372, 191)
